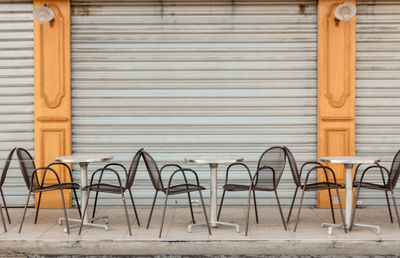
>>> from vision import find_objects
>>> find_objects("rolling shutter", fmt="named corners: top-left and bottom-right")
top-left (71, 0), bottom-right (318, 206)
top-left (356, 0), bottom-right (400, 205)
top-left (0, 0), bottom-right (34, 206)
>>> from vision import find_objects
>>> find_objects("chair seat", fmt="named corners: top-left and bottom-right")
top-left (223, 184), bottom-right (250, 191)
top-left (164, 183), bottom-right (205, 195)
top-left (82, 183), bottom-right (126, 194)
top-left (36, 182), bottom-right (80, 192)
top-left (353, 181), bottom-right (387, 190)
top-left (302, 182), bottom-right (344, 191)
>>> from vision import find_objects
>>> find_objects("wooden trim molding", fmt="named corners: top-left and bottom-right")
top-left (317, 0), bottom-right (356, 208)
top-left (34, 0), bottom-right (72, 208)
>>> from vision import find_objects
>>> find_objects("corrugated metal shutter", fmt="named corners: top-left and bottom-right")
top-left (356, 0), bottom-right (400, 205)
top-left (71, 0), bottom-right (317, 206)
top-left (0, 0), bottom-right (34, 206)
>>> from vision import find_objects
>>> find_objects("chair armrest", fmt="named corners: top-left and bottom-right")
top-left (166, 168), bottom-right (203, 192)
top-left (303, 165), bottom-right (338, 185)
top-left (300, 161), bottom-right (322, 179)
top-left (225, 163), bottom-right (252, 184)
top-left (34, 167), bottom-right (63, 189)
top-left (104, 163), bottom-right (128, 180)
top-left (47, 162), bottom-right (74, 183)
top-left (160, 164), bottom-right (187, 183)
top-left (358, 164), bottom-right (390, 184)
top-left (252, 166), bottom-right (276, 188)
top-left (88, 168), bottom-right (123, 189)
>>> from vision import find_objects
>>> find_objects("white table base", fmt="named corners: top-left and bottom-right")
top-left (322, 163), bottom-right (381, 234)
top-left (187, 163), bottom-right (240, 233)
top-left (58, 162), bottom-right (108, 232)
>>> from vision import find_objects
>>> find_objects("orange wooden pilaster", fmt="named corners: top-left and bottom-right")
top-left (33, 0), bottom-right (72, 208)
top-left (317, 0), bottom-right (356, 208)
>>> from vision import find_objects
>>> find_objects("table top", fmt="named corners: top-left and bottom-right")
top-left (54, 154), bottom-right (113, 163)
top-left (319, 156), bottom-right (380, 164)
top-left (185, 156), bottom-right (243, 164)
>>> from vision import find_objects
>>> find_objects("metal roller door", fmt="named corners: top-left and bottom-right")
top-left (0, 0), bottom-right (34, 206)
top-left (356, 0), bottom-right (400, 205)
top-left (71, 0), bottom-right (318, 206)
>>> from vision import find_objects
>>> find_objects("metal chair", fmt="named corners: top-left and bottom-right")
top-left (350, 150), bottom-right (400, 230)
top-left (284, 147), bottom-right (346, 233)
top-left (16, 147), bottom-right (81, 234)
top-left (79, 148), bottom-right (143, 236)
top-left (0, 148), bottom-right (17, 232)
top-left (244, 146), bottom-right (287, 236)
top-left (141, 150), bottom-right (211, 238)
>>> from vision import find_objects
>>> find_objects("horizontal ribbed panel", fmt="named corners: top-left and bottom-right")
top-left (356, 0), bottom-right (400, 206)
top-left (0, 0), bottom-right (34, 206)
top-left (71, 0), bottom-right (317, 206)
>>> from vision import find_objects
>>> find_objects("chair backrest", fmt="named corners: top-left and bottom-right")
top-left (255, 146), bottom-right (286, 189)
top-left (125, 148), bottom-right (144, 189)
top-left (141, 150), bottom-right (164, 191)
top-left (388, 150), bottom-right (400, 189)
top-left (16, 148), bottom-right (36, 189)
top-left (283, 146), bottom-right (301, 187)
top-left (0, 147), bottom-right (17, 188)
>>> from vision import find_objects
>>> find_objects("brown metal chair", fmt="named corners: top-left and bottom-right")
top-left (141, 150), bottom-right (211, 238)
top-left (79, 148), bottom-right (143, 236)
top-left (350, 150), bottom-right (400, 230)
top-left (0, 147), bottom-right (17, 232)
top-left (16, 147), bottom-right (81, 234)
top-left (244, 146), bottom-right (287, 236)
top-left (284, 147), bottom-right (346, 233)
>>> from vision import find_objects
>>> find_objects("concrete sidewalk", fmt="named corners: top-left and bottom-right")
top-left (0, 206), bottom-right (399, 256)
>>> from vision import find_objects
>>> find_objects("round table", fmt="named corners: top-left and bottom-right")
top-left (185, 156), bottom-right (243, 232)
top-left (54, 154), bottom-right (112, 232)
top-left (319, 156), bottom-right (380, 234)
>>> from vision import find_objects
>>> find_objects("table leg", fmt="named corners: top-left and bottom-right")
top-left (58, 162), bottom-right (108, 232)
top-left (80, 162), bottom-right (89, 223)
top-left (188, 162), bottom-right (239, 233)
top-left (344, 163), bottom-right (353, 229)
top-left (210, 163), bottom-right (218, 227)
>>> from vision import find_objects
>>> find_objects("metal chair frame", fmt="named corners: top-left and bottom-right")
top-left (18, 163), bottom-right (81, 234)
top-left (0, 147), bottom-right (17, 232)
top-left (244, 146), bottom-right (288, 236)
top-left (142, 151), bottom-right (211, 238)
top-left (350, 151), bottom-right (400, 231)
top-left (284, 147), bottom-right (347, 233)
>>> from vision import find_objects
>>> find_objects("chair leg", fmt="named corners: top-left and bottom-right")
top-left (73, 188), bottom-right (82, 219)
top-left (390, 190), bottom-right (400, 230)
top-left (34, 192), bottom-right (43, 224)
top-left (146, 191), bottom-right (158, 229)
top-left (159, 192), bottom-right (169, 238)
top-left (252, 190), bottom-right (259, 224)
top-left (384, 190), bottom-right (394, 223)
top-left (217, 190), bottom-right (226, 221)
top-left (18, 188), bottom-right (32, 233)
top-left (293, 188), bottom-right (306, 232)
top-left (59, 189), bottom-right (70, 234)
top-left (0, 202), bottom-right (6, 232)
top-left (79, 188), bottom-right (91, 235)
top-left (187, 192), bottom-right (195, 224)
top-left (199, 189), bottom-right (211, 235)
top-left (327, 189), bottom-right (336, 224)
top-left (350, 185), bottom-right (362, 232)
top-left (287, 186), bottom-right (298, 224)
top-left (121, 191), bottom-right (132, 236)
top-left (128, 189), bottom-right (140, 226)
top-left (245, 187), bottom-right (253, 236)
top-left (274, 189), bottom-right (287, 231)
top-left (335, 187), bottom-right (347, 233)
top-left (92, 191), bottom-right (100, 219)
top-left (0, 189), bottom-right (11, 224)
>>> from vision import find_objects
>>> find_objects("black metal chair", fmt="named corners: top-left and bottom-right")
top-left (350, 150), bottom-right (400, 230)
top-left (244, 146), bottom-right (287, 236)
top-left (16, 147), bottom-right (81, 234)
top-left (0, 147), bottom-right (17, 232)
top-left (284, 147), bottom-right (346, 233)
top-left (79, 148), bottom-right (143, 236)
top-left (141, 150), bottom-right (211, 238)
